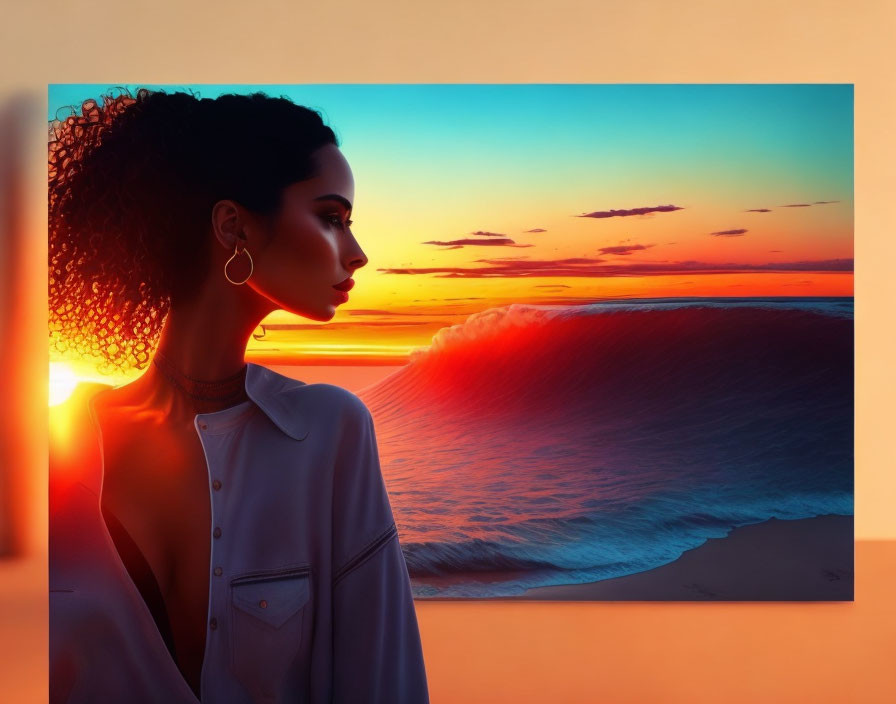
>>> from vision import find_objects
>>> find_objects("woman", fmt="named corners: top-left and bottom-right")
top-left (48, 88), bottom-right (430, 703)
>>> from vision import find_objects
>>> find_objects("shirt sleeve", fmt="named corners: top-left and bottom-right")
top-left (331, 396), bottom-right (430, 704)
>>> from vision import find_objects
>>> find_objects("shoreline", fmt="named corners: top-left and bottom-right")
top-left (419, 514), bottom-right (854, 602)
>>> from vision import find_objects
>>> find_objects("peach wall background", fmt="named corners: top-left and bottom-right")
top-left (1, 0), bottom-right (894, 701)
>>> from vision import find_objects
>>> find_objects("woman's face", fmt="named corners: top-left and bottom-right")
top-left (244, 143), bottom-right (367, 321)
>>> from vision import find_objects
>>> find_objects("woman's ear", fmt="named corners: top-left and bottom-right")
top-left (210, 199), bottom-right (244, 252)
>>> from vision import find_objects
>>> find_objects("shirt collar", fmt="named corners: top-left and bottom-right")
top-left (242, 362), bottom-right (310, 441)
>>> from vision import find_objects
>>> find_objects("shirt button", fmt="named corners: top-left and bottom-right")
top-left (212, 479), bottom-right (222, 491)
top-left (209, 617), bottom-right (218, 630)
top-left (213, 527), bottom-right (222, 539)
top-left (199, 422), bottom-right (208, 430)
top-left (259, 600), bottom-right (268, 609)
top-left (213, 566), bottom-right (223, 576)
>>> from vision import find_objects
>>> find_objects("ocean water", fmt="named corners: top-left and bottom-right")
top-left (357, 297), bottom-right (854, 598)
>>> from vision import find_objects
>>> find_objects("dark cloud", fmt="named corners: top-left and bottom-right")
top-left (710, 228), bottom-right (748, 237)
top-left (745, 208), bottom-right (772, 212)
top-left (469, 230), bottom-right (508, 237)
top-left (421, 238), bottom-right (532, 248)
top-left (524, 228), bottom-right (547, 233)
top-left (376, 257), bottom-right (853, 278)
top-left (776, 201), bottom-right (840, 208)
top-left (576, 204), bottom-right (684, 219)
top-left (597, 244), bottom-right (654, 255)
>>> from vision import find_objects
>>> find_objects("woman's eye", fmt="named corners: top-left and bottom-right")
top-left (325, 214), bottom-right (353, 229)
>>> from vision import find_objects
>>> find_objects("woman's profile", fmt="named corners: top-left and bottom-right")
top-left (48, 87), bottom-right (430, 703)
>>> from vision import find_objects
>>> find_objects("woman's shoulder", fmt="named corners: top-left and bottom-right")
top-left (249, 364), bottom-right (374, 442)
top-left (50, 379), bottom-right (116, 423)
top-left (299, 383), bottom-right (370, 418)
top-left (49, 381), bottom-right (117, 491)
top-left (279, 382), bottom-right (373, 439)
top-left (258, 365), bottom-right (371, 419)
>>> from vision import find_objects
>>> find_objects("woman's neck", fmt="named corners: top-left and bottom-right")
top-left (150, 349), bottom-right (250, 415)
top-left (137, 281), bottom-right (275, 418)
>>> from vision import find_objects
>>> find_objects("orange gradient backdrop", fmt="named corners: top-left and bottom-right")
top-left (1, 0), bottom-right (895, 702)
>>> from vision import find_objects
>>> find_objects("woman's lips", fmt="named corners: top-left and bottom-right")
top-left (333, 278), bottom-right (354, 292)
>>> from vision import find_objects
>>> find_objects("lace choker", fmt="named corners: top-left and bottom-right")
top-left (151, 350), bottom-right (249, 410)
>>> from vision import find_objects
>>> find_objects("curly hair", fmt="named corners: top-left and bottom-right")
top-left (49, 87), bottom-right (339, 375)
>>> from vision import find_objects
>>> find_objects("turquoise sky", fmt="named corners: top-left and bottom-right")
top-left (48, 83), bottom-right (853, 201)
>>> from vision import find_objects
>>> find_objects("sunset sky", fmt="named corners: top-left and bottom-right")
top-left (48, 84), bottom-right (853, 372)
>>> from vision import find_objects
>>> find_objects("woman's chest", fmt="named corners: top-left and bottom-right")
top-left (99, 422), bottom-right (212, 604)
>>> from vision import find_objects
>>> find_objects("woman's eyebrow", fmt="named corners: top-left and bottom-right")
top-left (313, 194), bottom-right (352, 212)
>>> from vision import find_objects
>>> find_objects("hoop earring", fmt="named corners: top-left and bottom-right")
top-left (224, 242), bottom-right (253, 285)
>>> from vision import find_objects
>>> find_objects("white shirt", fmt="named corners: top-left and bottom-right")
top-left (49, 362), bottom-right (430, 703)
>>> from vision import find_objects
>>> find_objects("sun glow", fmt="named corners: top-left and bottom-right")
top-left (49, 362), bottom-right (80, 407)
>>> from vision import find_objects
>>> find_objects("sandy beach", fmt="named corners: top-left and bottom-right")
top-left (471, 514), bottom-right (854, 601)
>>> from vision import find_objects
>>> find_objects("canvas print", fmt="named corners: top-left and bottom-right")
top-left (49, 83), bottom-right (853, 620)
